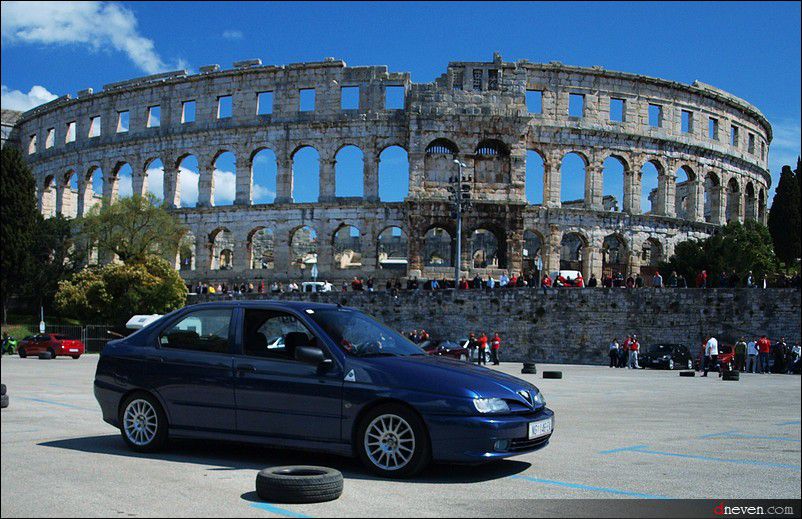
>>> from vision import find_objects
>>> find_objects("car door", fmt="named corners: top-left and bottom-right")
top-left (234, 308), bottom-right (343, 441)
top-left (149, 307), bottom-right (237, 433)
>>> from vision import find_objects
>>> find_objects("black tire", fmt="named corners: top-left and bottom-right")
top-left (521, 367), bottom-right (537, 374)
top-left (48, 348), bottom-right (56, 359)
top-left (18, 348), bottom-right (26, 358)
top-left (679, 370), bottom-right (695, 377)
top-left (118, 392), bottom-right (169, 452)
top-left (722, 370), bottom-right (740, 381)
top-left (1, 384), bottom-right (6, 396)
top-left (356, 403), bottom-right (431, 478)
top-left (1, 394), bottom-right (8, 409)
top-left (38, 351), bottom-right (53, 360)
top-left (72, 355), bottom-right (80, 359)
top-left (256, 466), bottom-right (343, 504)
top-left (543, 371), bottom-right (563, 379)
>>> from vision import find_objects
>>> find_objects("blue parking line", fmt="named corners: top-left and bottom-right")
top-left (698, 430), bottom-right (738, 439)
top-left (598, 444), bottom-right (647, 454)
top-left (16, 396), bottom-right (96, 412)
top-left (511, 475), bottom-right (669, 499)
top-left (602, 445), bottom-right (800, 470)
top-left (249, 503), bottom-right (310, 518)
top-left (699, 432), bottom-right (801, 443)
top-left (776, 420), bottom-right (801, 426)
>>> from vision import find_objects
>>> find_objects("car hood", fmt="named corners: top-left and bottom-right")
top-left (350, 354), bottom-right (539, 400)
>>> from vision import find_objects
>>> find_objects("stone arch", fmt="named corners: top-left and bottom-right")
top-left (41, 174), bottom-right (56, 217)
top-left (209, 227), bottom-right (234, 270)
top-left (639, 237), bottom-right (664, 284)
top-left (602, 233), bottom-right (629, 278)
top-left (525, 148), bottom-right (547, 205)
top-left (143, 157), bottom-right (165, 201)
top-left (424, 138), bottom-right (459, 183)
top-left (111, 161), bottom-right (134, 201)
top-left (211, 150), bottom-right (236, 206)
top-left (640, 159), bottom-right (663, 214)
top-left (522, 229), bottom-right (545, 276)
top-left (332, 224), bottom-right (363, 269)
top-left (377, 226), bottom-right (408, 274)
top-left (474, 139), bottom-right (511, 184)
top-left (560, 151), bottom-right (589, 207)
top-left (674, 164), bottom-right (696, 219)
top-left (378, 145), bottom-right (409, 202)
top-left (469, 227), bottom-right (505, 269)
top-left (559, 231), bottom-right (588, 273)
top-left (704, 171), bottom-right (721, 223)
top-left (289, 225), bottom-right (318, 271)
top-left (85, 165), bottom-right (104, 213)
top-left (725, 176), bottom-right (741, 223)
top-left (602, 154), bottom-right (628, 212)
top-left (744, 181), bottom-right (757, 221)
top-left (291, 145), bottom-right (320, 203)
top-left (250, 147), bottom-right (277, 204)
top-left (178, 230), bottom-right (196, 271)
top-left (177, 154), bottom-right (199, 208)
top-left (335, 145), bottom-right (364, 198)
top-left (248, 227), bottom-right (275, 270)
top-left (758, 187), bottom-right (767, 222)
top-left (423, 226), bottom-right (453, 267)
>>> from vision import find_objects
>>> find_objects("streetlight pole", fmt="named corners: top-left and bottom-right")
top-left (452, 160), bottom-right (468, 289)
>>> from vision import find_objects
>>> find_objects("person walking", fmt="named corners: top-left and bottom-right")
top-left (608, 338), bottom-right (619, 367)
top-left (491, 332), bottom-right (501, 365)
top-left (734, 336), bottom-right (747, 372)
top-left (746, 338), bottom-right (758, 373)
top-left (618, 336), bottom-right (629, 368)
top-left (702, 336), bottom-right (719, 377)
top-left (757, 335), bottom-right (771, 374)
top-left (628, 335), bottom-right (640, 369)
top-left (477, 332), bottom-right (488, 366)
top-left (467, 333), bottom-right (477, 362)
top-left (652, 271), bottom-right (663, 288)
top-left (773, 337), bottom-right (787, 374)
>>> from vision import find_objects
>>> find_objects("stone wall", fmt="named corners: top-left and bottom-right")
top-left (188, 288), bottom-right (802, 364)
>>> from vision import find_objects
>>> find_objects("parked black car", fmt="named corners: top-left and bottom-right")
top-left (640, 343), bottom-right (694, 370)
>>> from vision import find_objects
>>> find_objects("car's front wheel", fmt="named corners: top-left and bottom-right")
top-left (357, 404), bottom-right (430, 478)
top-left (119, 393), bottom-right (168, 452)
top-left (17, 348), bottom-right (26, 358)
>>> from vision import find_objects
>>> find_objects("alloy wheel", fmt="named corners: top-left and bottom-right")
top-left (123, 399), bottom-right (159, 446)
top-left (364, 414), bottom-right (416, 471)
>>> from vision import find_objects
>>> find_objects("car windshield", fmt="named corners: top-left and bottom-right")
top-left (309, 308), bottom-right (425, 357)
top-left (648, 344), bottom-right (672, 353)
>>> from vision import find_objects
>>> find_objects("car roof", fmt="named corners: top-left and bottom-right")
top-left (183, 300), bottom-right (345, 312)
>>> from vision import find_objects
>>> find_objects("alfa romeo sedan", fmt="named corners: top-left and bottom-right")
top-left (94, 301), bottom-right (553, 477)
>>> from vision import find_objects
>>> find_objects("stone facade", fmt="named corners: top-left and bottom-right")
top-left (188, 288), bottom-right (802, 364)
top-left (6, 54), bottom-right (773, 284)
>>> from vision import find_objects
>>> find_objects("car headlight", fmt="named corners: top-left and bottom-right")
top-left (473, 398), bottom-right (510, 414)
top-left (531, 390), bottom-right (545, 407)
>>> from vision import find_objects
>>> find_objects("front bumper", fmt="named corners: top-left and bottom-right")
top-left (425, 407), bottom-right (554, 462)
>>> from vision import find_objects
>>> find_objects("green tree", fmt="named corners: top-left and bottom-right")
top-left (79, 194), bottom-right (187, 264)
top-left (0, 146), bottom-right (40, 323)
top-left (767, 165), bottom-right (801, 268)
top-left (55, 256), bottom-right (187, 325)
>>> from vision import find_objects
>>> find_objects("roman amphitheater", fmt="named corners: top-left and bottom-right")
top-left (1, 53), bottom-right (772, 286)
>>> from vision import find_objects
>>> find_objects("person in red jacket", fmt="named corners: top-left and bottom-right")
top-left (490, 332), bottom-right (501, 365)
top-left (757, 335), bottom-right (771, 374)
top-left (477, 332), bottom-right (488, 366)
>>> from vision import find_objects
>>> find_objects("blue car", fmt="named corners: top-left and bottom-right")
top-left (94, 301), bottom-right (554, 477)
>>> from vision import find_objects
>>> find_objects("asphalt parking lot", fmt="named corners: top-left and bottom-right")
top-left (1, 355), bottom-right (800, 517)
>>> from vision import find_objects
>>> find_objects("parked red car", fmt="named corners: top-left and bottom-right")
top-left (695, 343), bottom-right (735, 371)
top-left (420, 340), bottom-right (470, 361)
top-left (17, 334), bottom-right (85, 359)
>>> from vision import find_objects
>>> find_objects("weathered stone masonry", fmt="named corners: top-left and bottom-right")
top-left (6, 54), bottom-right (773, 285)
top-left (189, 288), bottom-right (802, 364)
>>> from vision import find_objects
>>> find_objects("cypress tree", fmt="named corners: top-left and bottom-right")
top-left (768, 164), bottom-right (802, 267)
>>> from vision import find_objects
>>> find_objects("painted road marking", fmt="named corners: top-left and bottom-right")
top-left (600, 445), bottom-right (800, 470)
top-left (698, 432), bottom-right (801, 443)
top-left (15, 396), bottom-right (97, 412)
top-left (776, 420), bottom-right (801, 426)
top-left (511, 475), bottom-right (669, 499)
top-left (250, 503), bottom-right (310, 518)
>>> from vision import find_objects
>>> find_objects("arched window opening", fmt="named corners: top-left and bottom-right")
top-left (178, 155), bottom-right (199, 208)
top-left (560, 232), bottom-right (585, 273)
top-left (290, 226), bottom-right (318, 272)
top-left (526, 150), bottom-right (545, 205)
top-left (145, 158), bottom-right (165, 202)
top-left (423, 227), bottom-right (453, 267)
top-left (641, 161), bottom-right (660, 214)
top-left (602, 234), bottom-right (628, 278)
top-left (377, 226), bottom-right (408, 273)
top-left (378, 146), bottom-right (409, 202)
top-left (212, 151), bottom-right (236, 206)
top-left (292, 146), bottom-right (320, 203)
top-left (249, 228), bottom-right (274, 269)
top-left (178, 231), bottom-right (195, 271)
top-left (335, 145), bottom-right (364, 198)
top-left (333, 225), bottom-right (362, 269)
top-left (210, 228), bottom-right (234, 270)
top-left (560, 152), bottom-right (587, 207)
top-left (424, 139), bottom-right (459, 183)
top-left (522, 230), bottom-right (543, 277)
top-left (602, 156), bottom-right (626, 212)
top-left (252, 148), bottom-right (277, 204)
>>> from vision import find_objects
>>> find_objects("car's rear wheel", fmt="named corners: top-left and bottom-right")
top-left (687, 359), bottom-right (693, 370)
top-left (48, 348), bottom-right (56, 359)
top-left (357, 404), bottom-right (430, 478)
top-left (18, 348), bottom-right (26, 358)
top-left (72, 355), bottom-right (80, 359)
top-left (119, 393), bottom-right (168, 452)
top-left (668, 359), bottom-right (674, 370)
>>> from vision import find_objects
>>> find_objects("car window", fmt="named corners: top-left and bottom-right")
top-left (159, 309), bottom-right (232, 354)
top-left (54, 334), bottom-right (68, 340)
top-left (243, 309), bottom-right (316, 361)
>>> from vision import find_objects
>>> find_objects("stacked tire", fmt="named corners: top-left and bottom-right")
top-left (1, 384), bottom-right (8, 409)
top-left (722, 370), bottom-right (740, 381)
top-left (521, 362), bottom-right (537, 374)
top-left (256, 466), bottom-right (343, 503)
top-left (38, 351), bottom-right (53, 360)
top-left (543, 371), bottom-right (563, 379)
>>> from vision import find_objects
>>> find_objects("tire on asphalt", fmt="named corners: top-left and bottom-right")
top-left (17, 348), bottom-right (26, 358)
top-left (356, 402), bottom-right (431, 478)
top-left (542, 371), bottom-right (562, 379)
top-left (722, 370), bottom-right (740, 381)
top-left (38, 351), bottom-right (53, 360)
top-left (118, 392), bottom-right (169, 452)
top-left (679, 370), bottom-right (696, 377)
top-left (1, 394), bottom-right (8, 409)
top-left (256, 466), bottom-right (343, 504)
top-left (1, 383), bottom-right (6, 396)
top-left (522, 362), bottom-right (537, 374)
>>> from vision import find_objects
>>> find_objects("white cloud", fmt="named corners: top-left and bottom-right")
top-left (145, 167), bottom-right (164, 200)
top-left (0, 84), bottom-right (58, 111)
top-left (1, 1), bottom-right (176, 74)
top-left (179, 168), bottom-right (199, 207)
top-left (253, 184), bottom-right (276, 201)
top-left (222, 30), bottom-right (243, 40)
top-left (213, 169), bottom-right (236, 205)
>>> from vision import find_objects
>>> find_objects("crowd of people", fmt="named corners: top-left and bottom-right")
top-left (607, 335), bottom-right (642, 368)
top-left (404, 328), bottom-right (503, 366)
top-left (726, 335), bottom-right (801, 375)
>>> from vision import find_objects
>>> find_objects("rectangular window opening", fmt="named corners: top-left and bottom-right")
top-left (217, 95), bottom-right (232, 119)
top-left (648, 104), bottom-right (663, 128)
top-left (731, 125), bottom-right (739, 147)
top-left (182, 100), bottom-right (196, 123)
top-left (117, 111), bottom-right (129, 133)
top-left (681, 110), bottom-right (693, 133)
top-left (526, 90), bottom-right (543, 114)
top-left (257, 92), bottom-right (273, 115)
top-left (65, 121), bottom-right (76, 143)
top-left (45, 127), bottom-right (55, 148)
top-left (299, 88), bottom-right (315, 112)
top-left (610, 98), bottom-right (625, 122)
top-left (748, 133), bottom-right (755, 154)
top-left (488, 69), bottom-right (500, 90)
top-left (569, 93), bottom-right (585, 118)
top-left (147, 105), bottom-right (161, 128)
top-left (28, 134), bottom-right (37, 154)
top-left (385, 86), bottom-right (405, 110)
top-left (709, 117), bottom-right (719, 140)
top-left (341, 86), bottom-right (359, 110)
top-left (760, 141), bottom-right (765, 160)
top-left (89, 116), bottom-right (101, 137)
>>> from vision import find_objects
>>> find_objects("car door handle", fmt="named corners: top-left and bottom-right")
top-left (235, 364), bottom-right (255, 372)
top-left (146, 355), bottom-right (164, 363)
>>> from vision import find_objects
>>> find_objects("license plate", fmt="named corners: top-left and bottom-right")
top-left (652, 360), bottom-right (660, 364)
top-left (528, 418), bottom-right (552, 440)
top-left (69, 349), bottom-right (78, 352)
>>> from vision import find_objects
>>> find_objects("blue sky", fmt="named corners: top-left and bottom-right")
top-left (2, 1), bottom-right (799, 207)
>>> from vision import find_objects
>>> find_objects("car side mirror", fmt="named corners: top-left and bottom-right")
top-left (295, 345), bottom-right (325, 365)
